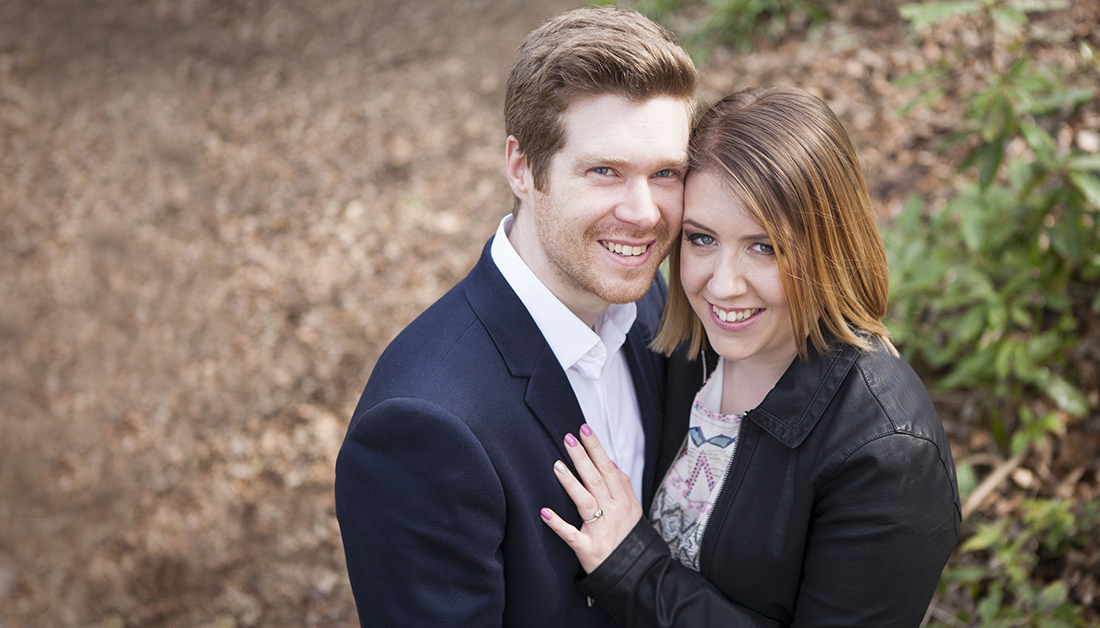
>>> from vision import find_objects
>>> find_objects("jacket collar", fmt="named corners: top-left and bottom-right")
top-left (750, 329), bottom-right (859, 448)
top-left (700, 327), bottom-right (859, 449)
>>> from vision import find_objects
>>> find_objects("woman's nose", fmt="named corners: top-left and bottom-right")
top-left (708, 254), bottom-right (747, 300)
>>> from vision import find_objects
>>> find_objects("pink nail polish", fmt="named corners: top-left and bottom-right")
top-left (580, 424), bottom-right (593, 437)
top-left (565, 433), bottom-right (578, 447)
top-left (541, 508), bottom-right (553, 521)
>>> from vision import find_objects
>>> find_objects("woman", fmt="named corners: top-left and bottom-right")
top-left (540, 87), bottom-right (961, 627)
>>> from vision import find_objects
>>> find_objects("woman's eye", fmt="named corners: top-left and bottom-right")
top-left (687, 233), bottom-right (716, 246)
top-left (752, 243), bottom-right (775, 254)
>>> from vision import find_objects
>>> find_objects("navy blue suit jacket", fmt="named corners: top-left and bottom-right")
top-left (335, 237), bottom-right (668, 627)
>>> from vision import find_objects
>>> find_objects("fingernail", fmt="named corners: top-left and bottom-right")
top-left (554, 460), bottom-right (568, 474)
top-left (541, 508), bottom-right (553, 521)
top-left (565, 433), bottom-right (578, 447)
top-left (580, 424), bottom-right (593, 437)
top-left (612, 461), bottom-right (618, 469)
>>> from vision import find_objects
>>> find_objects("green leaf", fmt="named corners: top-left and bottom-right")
top-left (958, 196), bottom-right (986, 252)
top-left (1068, 171), bottom-right (1100, 208)
top-left (991, 7), bottom-right (1026, 36)
top-left (1008, 0), bottom-right (1070, 13)
top-left (1037, 581), bottom-right (1070, 612)
top-left (1033, 88), bottom-right (1097, 114)
top-left (1020, 120), bottom-right (1058, 166)
top-left (978, 141), bottom-right (1005, 189)
top-left (1043, 376), bottom-right (1089, 416)
top-left (962, 519), bottom-right (1012, 552)
top-left (899, 1), bottom-right (980, 28)
top-left (957, 305), bottom-right (988, 343)
top-left (1007, 157), bottom-right (1035, 190)
top-left (977, 580), bottom-right (1005, 621)
top-left (956, 459), bottom-right (977, 500)
top-left (1066, 154), bottom-right (1100, 171)
top-left (994, 338), bottom-right (1015, 380)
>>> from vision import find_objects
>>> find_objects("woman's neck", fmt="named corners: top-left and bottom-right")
top-left (719, 351), bottom-right (798, 416)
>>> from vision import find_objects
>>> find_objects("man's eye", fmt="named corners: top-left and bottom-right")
top-left (592, 167), bottom-right (613, 176)
top-left (654, 169), bottom-right (675, 178)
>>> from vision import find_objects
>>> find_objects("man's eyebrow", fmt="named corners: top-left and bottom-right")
top-left (573, 155), bottom-right (630, 170)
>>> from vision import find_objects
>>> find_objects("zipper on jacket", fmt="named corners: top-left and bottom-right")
top-left (692, 408), bottom-right (744, 571)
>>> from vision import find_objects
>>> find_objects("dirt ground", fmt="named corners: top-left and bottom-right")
top-left (0, 1), bottom-right (1095, 627)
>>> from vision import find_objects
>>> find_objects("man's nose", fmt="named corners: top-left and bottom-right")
top-left (615, 178), bottom-right (662, 230)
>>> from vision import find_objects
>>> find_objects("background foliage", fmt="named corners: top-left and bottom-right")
top-left (638, 0), bottom-right (1100, 624)
top-left (2, 0), bottom-right (1097, 625)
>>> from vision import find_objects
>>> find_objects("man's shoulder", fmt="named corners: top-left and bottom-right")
top-left (367, 275), bottom-right (490, 388)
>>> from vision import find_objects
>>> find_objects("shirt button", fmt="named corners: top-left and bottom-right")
top-left (587, 347), bottom-right (600, 357)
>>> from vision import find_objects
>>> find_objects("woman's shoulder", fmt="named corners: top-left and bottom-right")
top-left (847, 345), bottom-right (943, 438)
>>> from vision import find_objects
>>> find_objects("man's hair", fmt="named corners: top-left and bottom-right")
top-left (653, 86), bottom-right (897, 359)
top-left (504, 6), bottom-right (697, 209)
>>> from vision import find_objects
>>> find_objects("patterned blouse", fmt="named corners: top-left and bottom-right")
top-left (649, 358), bottom-right (743, 570)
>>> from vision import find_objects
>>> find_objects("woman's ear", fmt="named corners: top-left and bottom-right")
top-left (505, 136), bottom-right (532, 204)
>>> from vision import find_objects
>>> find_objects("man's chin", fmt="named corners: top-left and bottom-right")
top-left (596, 276), bottom-right (658, 305)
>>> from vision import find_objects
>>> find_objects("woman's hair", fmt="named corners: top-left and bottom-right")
top-left (653, 86), bottom-right (897, 359)
top-left (504, 6), bottom-right (697, 210)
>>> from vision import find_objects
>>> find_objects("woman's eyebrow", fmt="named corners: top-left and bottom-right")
top-left (681, 219), bottom-right (714, 232)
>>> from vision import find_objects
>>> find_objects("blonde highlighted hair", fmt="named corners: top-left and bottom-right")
top-left (653, 86), bottom-right (897, 359)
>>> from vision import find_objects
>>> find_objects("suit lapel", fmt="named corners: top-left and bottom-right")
top-left (463, 238), bottom-right (586, 461)
top-left (621, 323), bottom-right (663, 508)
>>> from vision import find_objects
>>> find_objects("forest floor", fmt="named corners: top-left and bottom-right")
top-left (1, 0), bottom-right (1097, 626)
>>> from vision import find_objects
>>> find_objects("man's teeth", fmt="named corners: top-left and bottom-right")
top-left (713, 306), bottom-right (760, 323)
top-left (602, 241), bottom-right (647, 256)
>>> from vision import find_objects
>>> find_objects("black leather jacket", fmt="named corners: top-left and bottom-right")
top-left (578, 333), bottom-right (961, 627)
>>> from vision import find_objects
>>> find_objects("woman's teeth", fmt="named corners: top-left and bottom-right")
top-left (713, 306), bottom-right (760, 323)
top-left (602, 241), bottom-right (647, 257)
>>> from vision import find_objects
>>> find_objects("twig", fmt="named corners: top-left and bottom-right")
top-left (961, 450), bottom-right (1026, 522)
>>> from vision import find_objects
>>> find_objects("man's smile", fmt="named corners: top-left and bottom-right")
top-left (600, 240), bottom-right (649, 257)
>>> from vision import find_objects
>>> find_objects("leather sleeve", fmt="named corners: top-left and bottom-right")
top-left (577, 433), bottom-right (957, 628)
top-left (790, 432), bottom-right (959, 627)
top-left (577, 519), bottom-right (782, 628)
top-left (334, 397), bottom-right (507, 627)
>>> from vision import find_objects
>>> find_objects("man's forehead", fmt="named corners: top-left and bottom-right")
top-left (558, 94), bottom-right (691, 158)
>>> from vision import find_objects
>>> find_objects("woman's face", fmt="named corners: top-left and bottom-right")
top-left (680, 170), bottom-right (799, 366)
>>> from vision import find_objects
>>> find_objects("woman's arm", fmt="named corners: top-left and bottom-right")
top-left (541, 428), bottom-right (780, 628)
top-left (542, 427), bottom-right (957, 627)
top-left (789, 432), bottom-right (959, 626)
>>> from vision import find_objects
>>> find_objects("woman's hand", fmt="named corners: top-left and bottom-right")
top-left (540, 424), bottom-right (643, 573)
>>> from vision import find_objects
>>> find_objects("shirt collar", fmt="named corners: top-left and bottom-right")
top-left (490, 214), bottom-right (637, 377)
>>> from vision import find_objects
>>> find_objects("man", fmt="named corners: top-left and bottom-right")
top-left (335, 7), bottom-right (696, 626)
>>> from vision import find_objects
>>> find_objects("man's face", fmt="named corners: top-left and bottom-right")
top-left (510, 94), bottom-right (692, 325)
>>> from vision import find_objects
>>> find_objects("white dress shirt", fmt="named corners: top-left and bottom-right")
top-left (491, 214), bottom-right (645, 502)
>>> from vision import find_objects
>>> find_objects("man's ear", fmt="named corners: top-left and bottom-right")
top-left (505, 136), bottom-right (532, 204)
